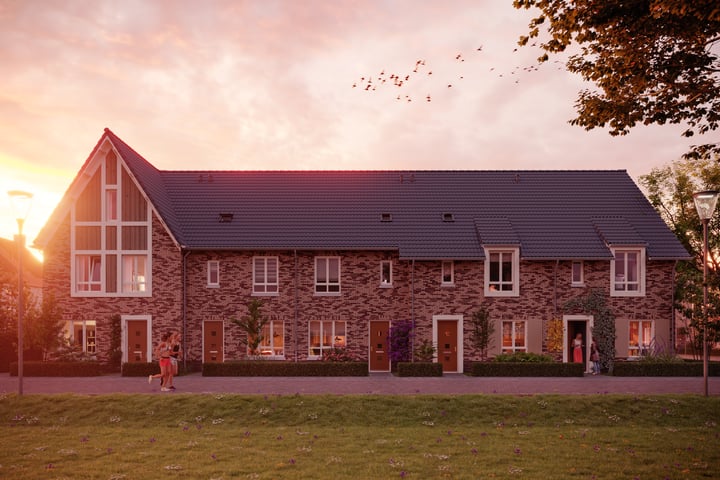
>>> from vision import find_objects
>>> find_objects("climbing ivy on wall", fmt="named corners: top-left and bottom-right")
top-left (564, 289), bottom-right (616, 373)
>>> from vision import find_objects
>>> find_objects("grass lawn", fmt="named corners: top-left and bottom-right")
top-left (0, 393), bottom-right (718, 479)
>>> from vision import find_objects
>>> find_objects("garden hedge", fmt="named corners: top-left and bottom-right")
top-left (612, 361), bottom-right (720, 377)
top-left (202, 361), bottom-right (368, 377)
top-left (466, 361), bottom-right (585, 377)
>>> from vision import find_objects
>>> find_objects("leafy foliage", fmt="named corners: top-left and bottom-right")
top-left (388, 320), bottom-right (414, 363)
top-left (514, 0), bottom-right (720, 160)
top-left (546, 318), bottom-right (564, 353)
top-left (25, 292), bottom-right (64, 361)
top-left (493, 351), bottom-right (554, 363)
top-left (469, 305), bottom-right (495, 360)
top-left (231, 299), bottom-right (269, 356)
top-left (413, 339), bottom-right (436, 362)
top-left (321, 347), bottom-right (360, 362)
top-left (639, 157), bottom-right (720, 357)
top-left (564, 289), bottom-right (616, 372)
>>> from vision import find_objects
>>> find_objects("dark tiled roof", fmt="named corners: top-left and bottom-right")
top-left (52, 130), bottom-right (693, 261)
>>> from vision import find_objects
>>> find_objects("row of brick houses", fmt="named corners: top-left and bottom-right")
top-left (34, 129), bottom-right (691, 372)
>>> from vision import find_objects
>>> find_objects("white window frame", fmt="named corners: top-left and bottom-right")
top-left (253, 256), bottom-right (279, 295)
top-left (501, 320), bottom-right (526, 353)
top-left (380, 260), bottom-right (393, 287)
top-left (207, 260), bottom-right (220, 287)
top-left (610, 247), bottom-right (645, 297)
top-left (441, 260), bottom-right (454, 286)
top-left (75, 254), bottom-right (102, 292)
top-left (628, 320), bottom-right (654, 357)
top-left (571, 260), bottom-right (584, 286)
top-left (315, 256), bottom-right (341, 295)
top-left (71, 144), bottom-right (152, 297)
top-left (256, 320), bottom-right (285, 358)
top-left (308, 320), bottom-right (346, 358)
top-left (484, 247), bottom-right (519, 297)
top-left (65, 320), bottom-right (97, 354)
top-left (122, 254), bottom-right (147, 293)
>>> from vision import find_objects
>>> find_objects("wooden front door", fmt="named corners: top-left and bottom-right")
top-left (369, 321), bottom-right (390, 372)
top-left (126, 319), bottom-right (148, 363)
top-left (204, 321), bottom-right (224, 363)
top-left (437, 320), bottom-right (458, 372)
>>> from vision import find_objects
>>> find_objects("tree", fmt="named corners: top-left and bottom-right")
top-left (231, 299), bottom-right (269, 357)
top-left (25, 292), bottom-right (64, 361)
top-left (469, 306), bottom-right (495, 361)
top-left (514, 1), bottom-right (720, 160)
top-left (639, 156), bottom-right (720, 355)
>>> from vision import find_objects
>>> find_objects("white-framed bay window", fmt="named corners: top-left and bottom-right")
top-left (309, 320), bottom-right (346, 358)
top-left (611, 247), bottom-right (645, 296)
top-left (484, 247), bottom-right (519, 296)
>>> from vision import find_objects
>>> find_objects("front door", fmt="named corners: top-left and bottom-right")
top-left (369, 321), bottom-right (390, 372)
top-left (126, 319), bottom-right (148, 363)
top-left (204, 321), bottom-right (224, 363)
top-left (437, 320), bottom-right (458, 372)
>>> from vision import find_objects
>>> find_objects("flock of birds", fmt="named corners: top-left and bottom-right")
top-left (352, 44), bottom-right (559, 103)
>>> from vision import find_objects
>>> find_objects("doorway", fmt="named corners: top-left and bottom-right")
top-left (203, 320), bottom-right (224, 363)
top-left (369, 321), bottom-right (390, 372)
top-left (433, 315), bottom-right (463, 373)
top-left (123, 316), bottom-right (150, 363)
top-left (563, 315), bottom-right (592, 371)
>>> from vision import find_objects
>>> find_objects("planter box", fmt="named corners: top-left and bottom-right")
top-left (395, 362), bottom-right (443, 377)
top-left (10, 361), bottom-right (106, 377)
top-left (467, 361), bottom-right (585, 377)
top-left (202, 361), bottom-right (368, 377)
top-left (612, 361), bottom-right (720, 377)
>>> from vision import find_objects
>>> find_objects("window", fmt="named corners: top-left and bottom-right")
top-left (484, 248), bottom-right (519, 296)
top-left (72, 147), bottom-right (151, 297)
top-left (257, 321), bottom-right (284, 357)
top-left (76, 255), bottom-right (102, 292)
top-left (309, 320), bottom-right (346, 357)
top-left (441, 260), bottom-right (454, 285)
top-left (571, 261), bottom-right (584, 286)
top-left (380, 261), bottom-right (392, 287)
top-left (315, 257), bottom-right (340, 294)
top-left (502, 320), bottom-right (526, 353)
top-left (253, 257), bottom-right (278, 294)
top-left (122, 255), bottom-right (147, 292)
top-left (65, 320), bottom-right (97, 354)
top-left (628, 320), bottom-right (653, 357)
top-left (207, 260), bottom-right (219, 287)
top-left (611, 248), bottom-right (645, 296)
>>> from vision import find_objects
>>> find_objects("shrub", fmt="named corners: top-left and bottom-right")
top-left (493, 352), bottom-right (554, 363)
top-left (321, 347), bottom-right (360, 362)
top-left (202, 361), bottom-right (368, 377)
top-left (388, 320), bottom-right (414, 363)
top-left (613, 360), bottom-right (720, 377)
top-left (467, 361), bottom-right (584, 377)
top-left (413, 339), bottom-right (436, 362)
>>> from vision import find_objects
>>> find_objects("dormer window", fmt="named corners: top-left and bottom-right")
top-left (218, 213), bottom-right (234, 223)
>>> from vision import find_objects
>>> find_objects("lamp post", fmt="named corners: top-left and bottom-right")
top-left (8, 190), bottom-right (33, 396)
top-left (693, 190), bottom-right (719, 397)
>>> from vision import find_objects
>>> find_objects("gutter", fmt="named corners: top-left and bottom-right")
top-left (294, 249), bottom-right (299, 362)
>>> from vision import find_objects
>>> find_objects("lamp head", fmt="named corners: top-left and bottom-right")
top-left (7, 190), bottom-right (33, 233)
top-left (693, 190), bottom-right (719, 221)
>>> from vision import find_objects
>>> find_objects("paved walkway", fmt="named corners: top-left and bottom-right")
top-left (1, 372), bottom-right (718, 396)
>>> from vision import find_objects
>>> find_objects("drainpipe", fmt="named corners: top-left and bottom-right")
top-left (411, 259), bottom-right (415, 362)
top-left (294, 249), bottom-right (299, 362)
top-left (671, 260), bottom-right (677, 355)
top-left (554, 259), bottom-right (559, 314)
top-left (181, 248), bottom-right (190, 371)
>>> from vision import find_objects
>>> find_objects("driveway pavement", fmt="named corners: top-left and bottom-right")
top-left (1, 372), bottom-right (718, 396)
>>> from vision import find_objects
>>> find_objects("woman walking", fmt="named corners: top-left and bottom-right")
top-left (148, 332), bottom-right (173, 391)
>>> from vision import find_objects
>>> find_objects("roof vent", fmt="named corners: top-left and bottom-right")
top-left (442, 212), bottom-right (455, 222)
top-left (218, 213), bottom-right (234, 223)
top-left (381, 213), bottom-right (393, 222)
top-left (400, 173), bottom-right (415, 184)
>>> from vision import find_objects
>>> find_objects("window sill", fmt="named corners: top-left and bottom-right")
top-left (206, 284), bottom-right (220, 289)
top-left (571, 283), bottom-right (585, 288)
top-left (314, 292), bottom-right (341, 297)
top-left (252, 292), bottom-right (280, 297)
top-left (441, 283), bottom-right (455, 288)
top-left (379, 284), bottom-right (393, 289)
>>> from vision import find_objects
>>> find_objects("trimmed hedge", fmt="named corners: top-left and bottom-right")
top-left (613, 361), bottom-right (720, 377)
top-left (202, 361), bottom-right (369, 377)
top-left (467, 361), bottom-right (585, 377)
top-left (10, 361), bottom-right (106, 377)
top-left (395, 362), bottom-right (443, 377)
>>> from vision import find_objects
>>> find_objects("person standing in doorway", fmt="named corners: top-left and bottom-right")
top-left (573, 332), bottom-right (584, 364)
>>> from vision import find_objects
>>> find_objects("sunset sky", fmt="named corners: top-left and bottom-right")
top-left (0, 0), bottom-right (706, 259)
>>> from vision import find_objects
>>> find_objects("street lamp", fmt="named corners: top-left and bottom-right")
top-left (693, 190), bottom-right (719, 397)
top-left (8, 190), bottom-right (33, 396)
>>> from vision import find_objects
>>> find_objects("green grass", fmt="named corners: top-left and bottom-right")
top-left (0, 393), bottom-right (718, 479)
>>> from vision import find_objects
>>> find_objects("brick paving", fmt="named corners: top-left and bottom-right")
top-left (1, 372), bottom-right (718, 396)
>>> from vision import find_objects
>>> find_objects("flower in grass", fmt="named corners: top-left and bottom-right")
top-left (289, 458), bottom-right (296, 465)
top-left (212, 418), bottom-right (224, 425)
top-left (149, 437), bottom-right (156, 443)
top-left (211, 454), bottom-right (217, 461)
top-left (471, 448), bottom-right (478, 455)
top-left (277, 435), bottom-right (283, 440)
top-left (109, 416), bottom-right (121, 423)
top-left (80, 436), bottom-right (89, 443)
top-left (46, 464), bottom-right (55, 470)
top-left (183, 425), bottom-right (189, 431)
top-left (164, 464), bottom-right (182, 470)
top-left (514, 447), bottom-right (522, 455)
top-left (593, 445), bottom-right (600, 452)
top-left (400, 471), bottom-right (407, 478)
